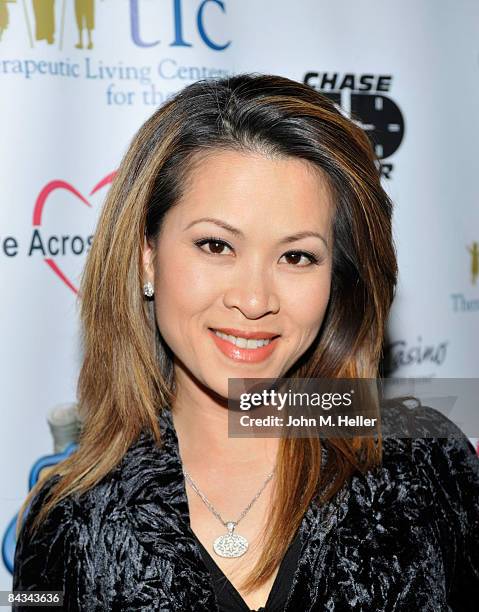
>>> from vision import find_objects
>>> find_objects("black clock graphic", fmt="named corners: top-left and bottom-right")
top-left (320, 91), bottom-right (405, 160)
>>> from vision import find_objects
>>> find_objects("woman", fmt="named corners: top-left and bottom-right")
top-left (13, 73), bottom-right (479, 611)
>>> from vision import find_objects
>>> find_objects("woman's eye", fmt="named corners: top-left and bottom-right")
top-left (194, 238), bottom-right (233, 256)
top-left (280, 251), bottom-right (319, 267)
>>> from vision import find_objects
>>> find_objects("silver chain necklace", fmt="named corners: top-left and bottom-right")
top-left (182, 467), bottom-right (275, 558)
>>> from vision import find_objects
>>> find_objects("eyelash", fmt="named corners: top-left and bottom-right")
top-left (193, 236), bottom-right (321, 266)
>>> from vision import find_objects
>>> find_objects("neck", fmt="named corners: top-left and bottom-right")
top-left (170, 370), bottom-right (280, 474)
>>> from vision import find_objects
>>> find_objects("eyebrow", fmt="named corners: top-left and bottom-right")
top-left (184, 217), bottom-right (329, 249)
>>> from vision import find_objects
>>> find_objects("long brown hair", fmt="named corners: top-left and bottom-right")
top-left (17, 73), bottom-right (397, 594)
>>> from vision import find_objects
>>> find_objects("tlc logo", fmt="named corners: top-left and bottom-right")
top-left (130, 0), bottom-right (231, 50)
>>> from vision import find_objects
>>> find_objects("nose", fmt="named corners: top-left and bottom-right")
top-left (222, 260), bottom-right (280, 318)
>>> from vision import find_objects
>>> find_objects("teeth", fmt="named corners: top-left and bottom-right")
top-left (213, 330), bottom-right (272, 349)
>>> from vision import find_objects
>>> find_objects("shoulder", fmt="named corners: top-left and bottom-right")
top-left (374, 405), bottom-right (479, 581)
top-left (379, 404), bottom-right (479, 608)
top-left (379, 402), bottom-right (479, 488)
top-left (12, 435), bottom-right (150, 603)
top-left (342, 403), bottom-right (479, 546)
top-left (12, 432), bottom-right (143, 576)
top-left (406, 407), bottom-right (479, 542)
top-left (374, 402), bottom-right (479, 503)
top-left (320, 406), bottom-right (479, 609)
top-left (13, 474), bottom-right (76, 593)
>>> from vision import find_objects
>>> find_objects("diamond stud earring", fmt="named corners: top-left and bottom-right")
top-left (143, 281), bottom-right (154, 298)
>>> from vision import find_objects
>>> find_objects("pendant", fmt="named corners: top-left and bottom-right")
top-left (213, 521), bottom-right (249, 558)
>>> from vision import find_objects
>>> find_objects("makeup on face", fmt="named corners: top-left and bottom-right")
top-left (144, 150), bottom-right (334, 398)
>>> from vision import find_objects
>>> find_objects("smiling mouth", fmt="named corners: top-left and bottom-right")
top-left (208, 328), bottom-right (281, 349)
top-left (208, 328), bottom-right (281, 363)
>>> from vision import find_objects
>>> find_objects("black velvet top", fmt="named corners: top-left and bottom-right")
top-left (12, 401), bottom-right (479, 611)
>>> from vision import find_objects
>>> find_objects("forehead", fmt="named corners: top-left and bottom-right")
top-left (166, 149), bottom-right (335, 234)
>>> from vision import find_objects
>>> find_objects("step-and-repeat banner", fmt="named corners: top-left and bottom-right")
top-left (1, 0), bottom-right (478, 586)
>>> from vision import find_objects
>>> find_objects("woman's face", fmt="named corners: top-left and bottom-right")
top-left (143, 150), bottom-right (334, 400)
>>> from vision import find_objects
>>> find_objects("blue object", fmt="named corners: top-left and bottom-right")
top-left (2, 442), bottom-right (78, 575)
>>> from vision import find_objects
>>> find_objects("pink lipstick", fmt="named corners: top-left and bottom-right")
top-left (208, 328), bottom-right (280, 363)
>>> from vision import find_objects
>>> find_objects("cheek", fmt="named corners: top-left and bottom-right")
top-left (283, 272), bottom-right (332, 328)
top-left (154, 255), bottom-right (219, 335)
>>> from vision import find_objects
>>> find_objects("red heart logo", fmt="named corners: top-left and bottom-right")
top-left (32, 172), bottom-right (116, 293)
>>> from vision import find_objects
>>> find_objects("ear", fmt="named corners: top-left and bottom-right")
top-left (142, 234), bottom-right (155, 284)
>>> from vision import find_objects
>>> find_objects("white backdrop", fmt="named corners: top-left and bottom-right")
top-left (1, 0), bottom-right (478, 588)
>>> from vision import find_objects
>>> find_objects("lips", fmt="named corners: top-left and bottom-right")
top-left (208, 328), bottom-right (280, 363)
top-left (209, 327), bottom-right (280, 340)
